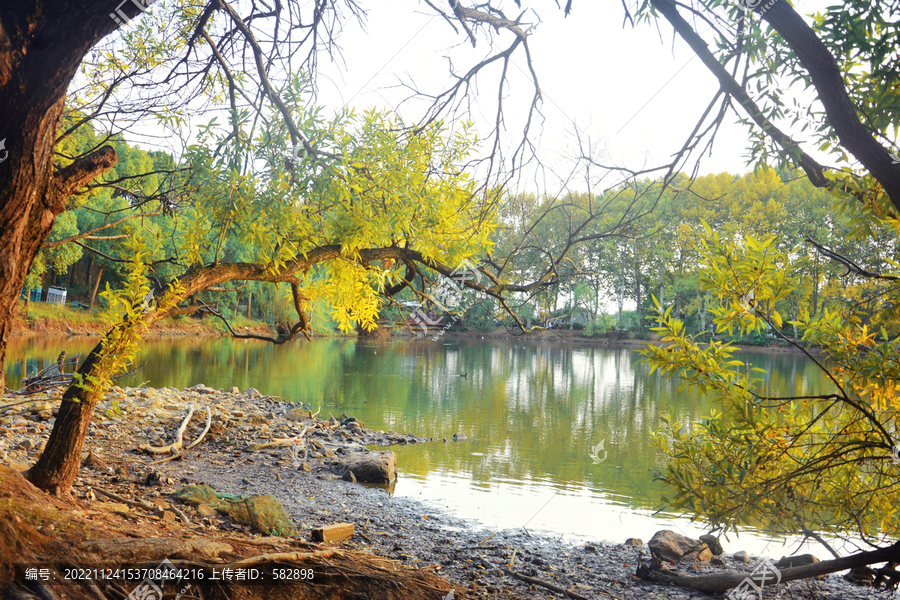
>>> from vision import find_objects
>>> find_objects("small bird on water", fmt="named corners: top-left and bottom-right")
top-left (459, 372), bottom-right (467, 378)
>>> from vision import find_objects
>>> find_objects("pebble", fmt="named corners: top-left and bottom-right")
top-left (1, 384), bottom-right (878, 600)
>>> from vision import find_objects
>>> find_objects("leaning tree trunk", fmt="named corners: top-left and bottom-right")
top-left (25, 339), bottom-right (106, 495)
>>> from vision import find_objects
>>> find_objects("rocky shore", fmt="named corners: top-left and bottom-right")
top-left (0, 385), bottom-right (894, 599)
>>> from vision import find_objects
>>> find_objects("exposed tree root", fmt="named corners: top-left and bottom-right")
top-left (0, 466), bottom-right (462, 600)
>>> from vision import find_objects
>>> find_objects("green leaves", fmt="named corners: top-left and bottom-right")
top-left (643, 222), bottom-right (900, 542)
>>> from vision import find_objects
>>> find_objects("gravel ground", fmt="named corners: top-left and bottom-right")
top-left (2, 384), bottom-right (898, 600)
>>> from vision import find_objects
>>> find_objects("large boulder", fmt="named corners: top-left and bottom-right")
top-left (648, 530), bottom-right (712, 563)
top-left (337, 451), bottom-right (397, 484)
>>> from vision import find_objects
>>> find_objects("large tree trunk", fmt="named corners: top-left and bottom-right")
top-left (0, 1), bottom-right (126, 391)
top-left (25, 338), bottom-right (106, 494)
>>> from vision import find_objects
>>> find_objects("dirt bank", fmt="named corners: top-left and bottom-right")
top-left (10, 301), bottom-right (277, 339)
top-left (0, 385), bottom-right (881, 600)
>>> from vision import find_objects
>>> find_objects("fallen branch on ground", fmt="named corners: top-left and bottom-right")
top-left (247, 427), bottom-right (309, 452)
top-left (140, 406), bottom-right (195, 454)
top-left (635, 541), bottom-right (900, 593)
top-left (91, 486), bottom-right (155, 511)
top-left (147, 406), bottom-right (213, 465)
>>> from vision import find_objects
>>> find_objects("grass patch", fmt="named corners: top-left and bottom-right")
top-left (24, 302), bottom-right (107, 326)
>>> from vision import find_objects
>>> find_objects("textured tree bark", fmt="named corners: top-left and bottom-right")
top-left (89, 265), bottom-right (104, 311)
top-left (25, 338), bottom-right (104, 495)
top-left (759, 0), bottom-right (900, 211)
top-left (0, 1), bottom-right (127, 391)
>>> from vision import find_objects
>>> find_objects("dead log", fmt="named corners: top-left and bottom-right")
top-left (636, 541), bottom-right (900, 593)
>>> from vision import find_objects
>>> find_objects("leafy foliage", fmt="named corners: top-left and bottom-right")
top-left (643, 222), bottom-right (900, 543)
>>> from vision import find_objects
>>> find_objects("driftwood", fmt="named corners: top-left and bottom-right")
top-left (147, 406), bottom-right (213, 466)
top-left (13, 352), bottom-right (80, 394)
top-left (636, 541), bottom-right (900, 593)
top-left (246, 427), bottom-right (309, 452)
top-left (140, 406), bottom-right (195, 454)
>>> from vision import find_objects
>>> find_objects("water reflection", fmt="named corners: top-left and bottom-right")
top-left (6, 336), bottom-right (833, 555)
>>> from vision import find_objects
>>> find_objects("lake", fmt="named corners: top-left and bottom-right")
top-left (6, 335), bottom-right (834, 556)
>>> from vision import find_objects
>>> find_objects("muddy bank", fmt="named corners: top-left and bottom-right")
top-left (1, 385), bottom-right (884, 599)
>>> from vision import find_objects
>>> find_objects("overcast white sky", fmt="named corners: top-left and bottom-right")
top-left (308, 0), bottom-right (789, 195)
top-left (109, 0), bottom-right (831, 195)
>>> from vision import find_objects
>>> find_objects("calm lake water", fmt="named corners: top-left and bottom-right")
top-left (6, 335), bottom-right (834, 556)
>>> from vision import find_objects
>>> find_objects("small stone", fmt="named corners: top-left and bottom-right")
top-left (624, 538), bottom-right (644, 547)
top-left (323, 449), bottom-right (336, 458)
top-left (230, 386), bottom-right (240, 394)
top-left (284, 408), bottom-right (307, 421)
top-left (700, 534), bottom-right (723, 555)
top-left (299, 462), bottom-right (312, 472)
top-left (197, 504), bottom-right (218, 518)
top-left (245, 388), bottom-right (261, 398)
top-left (733, 551), bottom-right (749, 563)
top-left (711, 557), bottom-right (726, 566)
top-left (775, 554), bottom-right (819, 569)
top-left (584, 545), bottom-right (598, 552)
top-left (158, 510), bottom-right (177, 522)
top-left (342, 470), bottom-right (357, 483)
top-left (16, 439), bottom-right (35, 451)
top-left (310, 452), bottom-right (323, 459)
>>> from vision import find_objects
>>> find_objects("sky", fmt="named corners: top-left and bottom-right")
top-left (309, 0), bottom-right (768, 196)
top-left (104, 0), bottom-right (833, 197)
